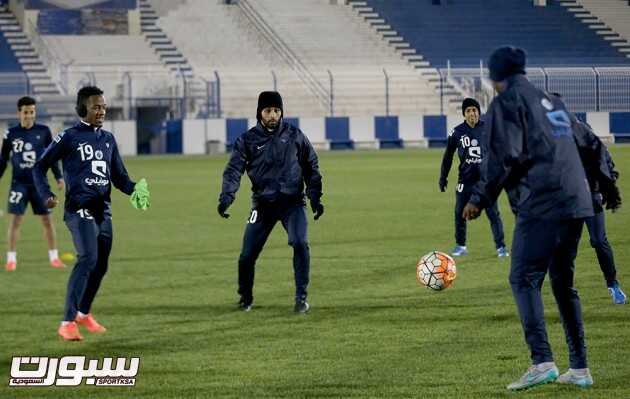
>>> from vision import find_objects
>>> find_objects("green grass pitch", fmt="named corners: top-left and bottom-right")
top-left (1, 147), bottom-right (629, 398)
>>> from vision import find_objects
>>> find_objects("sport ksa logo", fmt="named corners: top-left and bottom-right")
top-left (9, 356), bottom-right (139, 387)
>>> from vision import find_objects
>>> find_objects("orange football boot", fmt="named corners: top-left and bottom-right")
top-left (75, 313), bottom-right (107, 333)
top-left (50, 258), bottom-right (66, 269)
top-left (58, 322), bottom-right (83, 341)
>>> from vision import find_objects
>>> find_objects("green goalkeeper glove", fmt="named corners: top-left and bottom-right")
top-left (130, 178), bottom-right (150, 210)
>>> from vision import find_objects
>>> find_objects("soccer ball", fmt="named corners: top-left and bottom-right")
top-left (416, 251), bottom-right (457, 291)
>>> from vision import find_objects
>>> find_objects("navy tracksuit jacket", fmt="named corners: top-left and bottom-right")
top-left (220, 121), bottom-right (322, 302)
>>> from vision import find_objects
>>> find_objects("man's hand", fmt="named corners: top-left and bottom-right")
top-left (439, 178), bottom-right (447, 192)
top-left (462, 202), bottom-right (481, 220)
top-left (602, 184), bottom-right (622, 213)
top-left (56, 179), bottom-right (65, 191)
top-left (311, 200), bottom-right (324, 221)
top-left (218, 201), bottom-right (231, 219)
top-left (45, 196), bottom-right (58, 209)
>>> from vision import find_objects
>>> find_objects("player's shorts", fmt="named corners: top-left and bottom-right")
top-left (7, 183), bottom-right (50, 215)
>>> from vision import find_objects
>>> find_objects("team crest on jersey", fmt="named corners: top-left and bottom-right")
top-left (21, 151), bottom-right (36, 165)
top-left (24, 142), bottom-right (32, 151)
top-left (95, 150), bottom-right (104, 160)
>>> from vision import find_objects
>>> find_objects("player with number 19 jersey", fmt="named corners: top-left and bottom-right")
top-left (33, 121), bottom-right (135, 218)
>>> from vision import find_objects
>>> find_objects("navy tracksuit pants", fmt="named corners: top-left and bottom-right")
top-left (454, 184), bottom-right (505, 248)
top-left (238, 201), bottom-right (310, 303)
top-left (585, 202), bottom-right (618, 288)
top-left (510, 217), bottom-right (587, 369)
top-left (63, 209), bottom-right (113, 321)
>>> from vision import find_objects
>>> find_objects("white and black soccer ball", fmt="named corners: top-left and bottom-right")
top-left (416, 251), bottom-right (457, 291)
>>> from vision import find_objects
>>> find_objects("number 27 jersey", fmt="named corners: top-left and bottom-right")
top-left (33, 122), bottom-right (135, 213)
top-left (0, 123), bottom-right (62, 184)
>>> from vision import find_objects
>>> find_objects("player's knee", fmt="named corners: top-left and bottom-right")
top-left (508, 273), bottom-right (522, 288)
top-left (509, 270), bottom-right (542, 289)
top-left (10, 215), bottom-right (24, 229)
top-left (589, 237), bottom-right (607, 249)
top-left (550, 280), bottom-right (578, 298)
top-left (40, 215), bottom-right (52, 228)
top-left (78, 251), bottom-right (98, 269)
top-left (94, 261), bottom-right (109, 277)
top-left (238, 251), bottom-right (256, 266)
top-left (289, 239), bottom-right (309, 252)
top-left (522, 317), bottom-right (544, 332)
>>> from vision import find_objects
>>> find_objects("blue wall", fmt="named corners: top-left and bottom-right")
top-left (375, 116), bottom-right (402, 148)
top-left (325, 117), bottom-right (353, 150)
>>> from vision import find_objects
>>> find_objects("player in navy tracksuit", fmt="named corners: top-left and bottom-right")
top-left (463, 47), bottom-right (616, 390)
top-left (1, 96), bottom-right (65, 271)
top-left (218, 91), bottom-right (324, 313)
top-left (33, 86), bottom-right (144, 341)
top-left (571, 119), bottom-right (625, 304)
top-left (439, 98), bottom-right (507, 257)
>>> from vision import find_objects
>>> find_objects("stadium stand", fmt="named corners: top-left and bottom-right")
top-left (242, 0), bottom-right (445, 117)
top-left (139, 0), bottom-right (193, 80)
top-left (39, 35), bottom-right (176, 100)
top-left (154, 0), bottom-right (329, 118)
top-left (568, 0), bottom-right (630, 58)
top-left (354, 0), bottom-right (630, 67)
top-left (0, 5), bottom-right (59, 95)
top-left (143, 0), bottom-right (183, 17)
top-left (0, 27), bottom-right (21, 72)
top-left (154, 0), bottom-right (448, 118)
top-left (1, 0), bottom-right (629, 152)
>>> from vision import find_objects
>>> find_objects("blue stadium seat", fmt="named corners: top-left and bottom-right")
top-left (0, 31), bottom-right (21, 72)
top-left (360, 0), bottom-right (630, 67)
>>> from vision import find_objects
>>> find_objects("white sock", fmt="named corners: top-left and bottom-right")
top-left (77, 311), bottom-right (87, 319)
top-left (49, 249), bottom-right (59, 261)
top-left (61, 321), bottom-right (71, 326)
top-left (7, 251), bottom-right (16, 263)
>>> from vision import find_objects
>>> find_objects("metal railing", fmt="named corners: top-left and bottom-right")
top-left (2, 65), bottom-right (628, 121)
top-left (0, 69), bottom-right (220, 120)
top-left (442, 63), bottom-right (630, 113)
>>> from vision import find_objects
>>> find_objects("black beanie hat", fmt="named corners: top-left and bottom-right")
top-left (462, 98), bottom-right (480, 116)
top-left (256, 91), bottom-right (283, 121)
top-left (488, 46), bottom-right (527, 82)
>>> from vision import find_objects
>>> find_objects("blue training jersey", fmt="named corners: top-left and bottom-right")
top-left (33, 121), bottom-right (135, 215)
top-left (0, 123), bottom-right (62, 185)
top-left (440, 120), bottom-right (486, 186)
